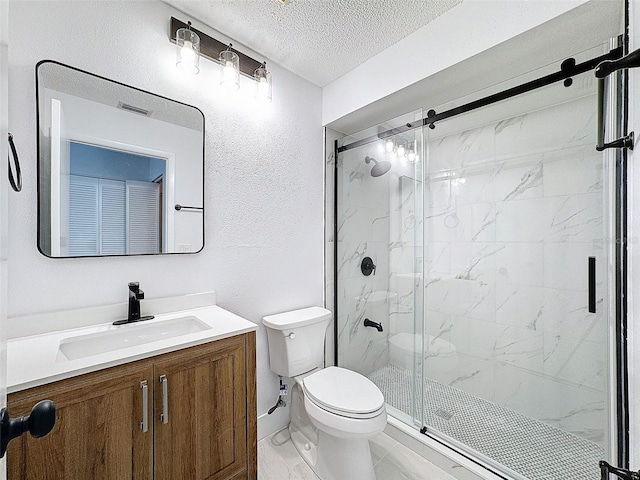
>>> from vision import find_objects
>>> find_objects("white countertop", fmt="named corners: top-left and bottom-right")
top-left (7, 305), bottom-right (257, 394)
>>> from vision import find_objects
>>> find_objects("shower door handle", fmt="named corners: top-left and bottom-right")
top-left (588, 257), bottom-right (596, 313)
top-left (595, 75), bottom-right (633, 151)
top-left (595, 46), bottom-right (636, 151)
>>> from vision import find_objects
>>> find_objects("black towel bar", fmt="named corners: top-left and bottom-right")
top-left (174, 204), bottom-right (203, 211)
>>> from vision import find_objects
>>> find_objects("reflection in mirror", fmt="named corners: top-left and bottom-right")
top-left (36, 60), bottom-right (205, 257)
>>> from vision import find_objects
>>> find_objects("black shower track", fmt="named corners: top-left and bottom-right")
top-left (337, 46), bottom-right (624, 153)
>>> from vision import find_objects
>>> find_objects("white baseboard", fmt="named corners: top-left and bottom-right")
top-left (257, 403), bottom-right (290, 441)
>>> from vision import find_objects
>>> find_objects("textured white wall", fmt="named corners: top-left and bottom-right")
top-left (7, 0), bottom-right (323, 428)
top-left (0, 1), bottom-right (8, 478)
top-left (322, 0), bottom-right (588, 126)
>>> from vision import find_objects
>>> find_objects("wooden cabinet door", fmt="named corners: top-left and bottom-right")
top-left (7, 363), bottom-right (153, 480)
top-left (153, 335), bottom-right (248, 480)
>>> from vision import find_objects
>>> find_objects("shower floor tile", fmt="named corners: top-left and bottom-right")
top-left (368, 364), bottom-right (605, 480)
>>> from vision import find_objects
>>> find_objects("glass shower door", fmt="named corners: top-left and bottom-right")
top-left (335, 110), bottom-right (424, 428)
top-left (420, 46), bottom-right (614, 480)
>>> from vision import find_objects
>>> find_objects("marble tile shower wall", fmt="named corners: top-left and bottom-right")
top-left (423, 94), bottom-right (607, 446)
top-left (336, 143), bottom-right (393, 377)
top-left (388, 172), bottom-right (423, 339)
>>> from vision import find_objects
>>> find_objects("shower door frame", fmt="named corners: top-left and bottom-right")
top-left (333, 39), bottom-right (631, 476)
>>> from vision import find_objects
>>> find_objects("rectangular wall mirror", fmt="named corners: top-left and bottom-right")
top-left (36, 60), bottom-right (205, 257)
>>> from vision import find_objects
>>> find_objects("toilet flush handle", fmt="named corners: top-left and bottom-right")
top-left (287, 332), bottom-right (296, 339)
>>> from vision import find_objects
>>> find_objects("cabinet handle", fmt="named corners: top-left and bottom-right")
top-left (140, 380), bottom-right (149, 433)
top-left (160, 375), bottom-right (169, 424)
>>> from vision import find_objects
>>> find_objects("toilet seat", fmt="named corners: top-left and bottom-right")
top-left (302, 366), bottom-right (385, 419)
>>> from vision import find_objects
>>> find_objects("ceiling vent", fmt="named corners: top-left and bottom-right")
top-left (117, 102), bottom-right (152, 117)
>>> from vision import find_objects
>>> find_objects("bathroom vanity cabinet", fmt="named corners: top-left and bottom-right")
top-left (6, 332), bottom-right (257, 480)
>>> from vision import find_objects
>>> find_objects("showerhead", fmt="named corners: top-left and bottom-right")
top-left (365, 156), bottom-right (391, 177)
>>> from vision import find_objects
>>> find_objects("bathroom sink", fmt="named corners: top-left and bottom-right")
top-left (57, 316), bottom-right (210, 361)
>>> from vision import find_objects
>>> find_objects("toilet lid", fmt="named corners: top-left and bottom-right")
top-left (303, 366), bottom-right (385, 416)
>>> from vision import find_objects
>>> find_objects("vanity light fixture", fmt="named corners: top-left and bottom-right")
top-left (254, 62), bottom-right (272, 102)
top-left (385, 138), bottom-right (395, 153)
top-left (396, 140), bottom-right (406, 158)
top-left (220, 44), bottom-right (240, 90)
top-left (407, 141), bottom-right (417, 162)
top-left (175, 21), bottom-right (200, 75)
top-left (170, 18), bottom-right (271, 98)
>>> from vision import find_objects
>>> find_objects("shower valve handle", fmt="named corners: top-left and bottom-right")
top-left (361, 257), bottom-right (376, 276)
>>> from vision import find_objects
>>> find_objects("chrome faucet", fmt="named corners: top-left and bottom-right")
top-left (113, 282), bottom-right (155, 325)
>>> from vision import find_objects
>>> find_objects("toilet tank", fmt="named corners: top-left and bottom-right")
top-left (263, 306), bottom-right (332, 377)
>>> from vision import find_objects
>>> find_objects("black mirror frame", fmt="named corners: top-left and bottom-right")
top-left (35, 59), bottom-right (206, 258)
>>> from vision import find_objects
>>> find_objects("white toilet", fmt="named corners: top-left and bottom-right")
top-left (263, 306), bottom-right (387, 480)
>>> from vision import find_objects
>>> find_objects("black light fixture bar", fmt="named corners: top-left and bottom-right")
top-left (337, 46), bottom-right (624, 153)
top-left (170, 17), bottom-right (263, 79)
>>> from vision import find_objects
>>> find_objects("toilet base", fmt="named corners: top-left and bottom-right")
top-left (288, 382), bottom-right (379, 480)
top-left (315, 431), bottom-right (376, 480)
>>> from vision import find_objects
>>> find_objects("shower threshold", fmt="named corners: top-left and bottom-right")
top-left (368, 364), bottom-right (604, 480)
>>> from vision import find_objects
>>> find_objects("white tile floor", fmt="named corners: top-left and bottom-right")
top-left (258, 427), bottom-right (456, 480)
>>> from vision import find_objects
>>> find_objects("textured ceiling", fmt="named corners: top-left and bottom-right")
top-left (164, 0), bottom-right (463, 87)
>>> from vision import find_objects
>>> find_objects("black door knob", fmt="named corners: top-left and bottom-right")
top-left (0, 400), bottom-right (56, 458)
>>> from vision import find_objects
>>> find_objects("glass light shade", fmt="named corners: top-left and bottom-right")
top-left (397, 141), bottom-right (406, 158)
top-left (219, 47), bottom-right (240, 90)
top-left (385, 138), bottom-right (394, 152)
top-left (176, 27), bottom-right (200, 75)
top-left (407, 141), bottom-right (416, 162)
top-left (254, 64), bottom-right (272, 102)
